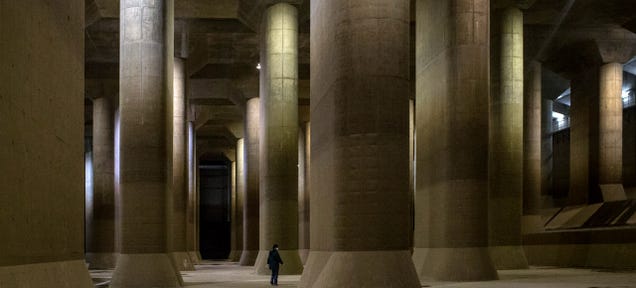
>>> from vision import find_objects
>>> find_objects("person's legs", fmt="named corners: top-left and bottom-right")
top-left (272, 266), bottom-right (279, 285)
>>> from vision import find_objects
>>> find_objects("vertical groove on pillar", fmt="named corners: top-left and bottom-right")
top-left (488, 6), bottom-right (529, 270)
top-left (254, 2), bottom-right (303, 276)
top-left (240, 98), bottom-right (260, 266)
top-left (111, 0), bottom-right (182, 286)
top-left (415, 0), bottom-right (498, 281)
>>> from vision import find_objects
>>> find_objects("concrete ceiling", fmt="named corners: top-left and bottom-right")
top-left (85, 0), bottom-right (636, 150)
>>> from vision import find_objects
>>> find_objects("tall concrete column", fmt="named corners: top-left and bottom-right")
top-left (409, 99), bottom-right (415, 250)
top-left (170, 57), bottom-right (194, 271)
top-left (229, 139), bottom-right (245, 261)
top-left (488, 6), bottom-right (528, 269)
top-left (598, 62), bottom-right (624, 198)
top-left (87, 96), bottom-right (118, 269)
top-left (239, 97), bottom-right (260, 266)
top-left (111, 0), bottom-right (182, 286)
top-left (300, 0), bottom-right (419, 287)
top-left (569, 69), bottom-right (601, 205)
top-left (0, 1), bottom-right (91, 286)
top-left (414, 0), bottom-right (498, 281)
top-left (254, 3), bottom-right (303, 275)
top-left (298, 122), bottom-right (310, 263)
top-left (523, 61), bottom-right (544, 234)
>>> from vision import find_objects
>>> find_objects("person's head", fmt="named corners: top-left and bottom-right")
top-left (272, 244), bottom-right (279, 250)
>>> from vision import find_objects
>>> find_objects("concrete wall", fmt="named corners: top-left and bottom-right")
top-left (0, 1), bottom-right (92, 286)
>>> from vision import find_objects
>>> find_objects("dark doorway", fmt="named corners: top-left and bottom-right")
top-left (199, 161), bottom-right (232, 259)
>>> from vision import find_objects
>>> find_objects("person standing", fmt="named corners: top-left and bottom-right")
top-left (267, 244), bottom-right (283, 285)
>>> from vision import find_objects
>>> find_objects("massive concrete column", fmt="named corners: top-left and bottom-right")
top-left (569, 69), bottom-right (601, 205)
top-left (300, 1), bottom-right (419, 287)
top-left (229, 139), bottom-right (245, 261)
top-left (87, 96), bottom-right (118, 269)
top-left (111, 0), bottom-right (182, 286)
top-left (239, 97), bottom-right (260, 266)
top-left (170, 57), bottom-right (194, 271)
top-left (414, 0), bottom-right (498, 281)
top-left (598, 62), bottom-right (624, 199)
top-left (488, 6), bottom-right (528, 269)
top-left (523, 61), bottom-right (544, 234)
top-left (254, 3), bottom-right (303, 275)
top-left (298, 122), bottom-right (310, 264)
top-left (0, 1), bottom-right (92, 286)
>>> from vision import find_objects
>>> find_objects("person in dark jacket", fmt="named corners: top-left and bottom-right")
top-left (267, 244), bottom-right (283, 285)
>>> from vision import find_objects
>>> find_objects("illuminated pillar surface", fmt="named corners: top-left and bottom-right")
top-left (413, 0), bottom-right (498, 281)
top-left (300, 0), bottom-right (419, 287)
top-left (86, 96), bottom-right (117, 269)
top-left (110, 0), bottom-right (182, 287)
top-left (169, 57), bottom-right (194, 271)
top-left (254, 3), bottom-right (303, 275)
top-left (240, 97), bottom-right (260, 266)
top-left (230, 139), bottom-right (245, 261)
top-left (298, 122), bottom-right (310, 264)
top-left (598, 62), bottom-right (623, 196)
top-left (522, 61), bottom-right (544, 234)
top-left (186, 121), bottom-right (200, 262)
top-left (488, 6), bottom-right (528, 269)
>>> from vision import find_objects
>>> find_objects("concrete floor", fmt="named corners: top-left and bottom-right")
top-left (90, 261), bottom-right (636, 287)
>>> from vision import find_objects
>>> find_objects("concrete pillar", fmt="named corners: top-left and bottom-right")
top-left (254, 3), bottom-right (303, 275)
top-left (569, 69), bottom-right (601, 205)
top-left (523, 61), bottom-right (544, 234)
top-left (488, 6), bottom-right (528, 269)
top-left (300, 0), bottom-right (419, 287)
top-left (87, 96), bottom-right (118, 269)
top-left (239, 97), bottom-right (260, 266)
top-left (111, 0), bottom-right (182, 286)
top-left (186, 121), bottom-right (200, 263)
top-left (298, 122), bottom-right (310, 264)
top-left (170, 57), bottom-right (194, 271)
top-left (229, 139), bottom-right (245, 261)
top-left (414, 0), bottom-right (498, 281)
top-left (599, 62), bottom-right (624, 199)
top-left (0, 1), bottom-right (92, 286)
top-left (409, 99), bottom-right (415, 250)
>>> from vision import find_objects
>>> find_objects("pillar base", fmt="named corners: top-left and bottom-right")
top-left (239, 250), bottom-right (258, 266)
top-left (0, 260), bottom-right (92, 288)
top-left (254, 249), bottom-right (303, 275)
top-left (489, 245), bottom-right (529, 270)
top-left (299, 249), bottom-right (309, 265)
top-left (419, 247), bottom-right (498, 281)
top-left (600, 184), bottom-right (627, 201)
top-left (298, 251), bottom-right (332, 288)
top-left (86, 252), bottom-right (118, 269)
top-left (171, 251), bottom-right (195, 271)
top-left (188, 251), bottom-right (201, 264)
top-left (411, 247), bottom-right (429, 276)
top-left (228, 250), bottom-right (242, 262)
top-left (311, 251), bottom-right (420, 288)
top-left (110, 253), bottom-right (182, 288)
top-left (522, 215), bottom-right (544, 234)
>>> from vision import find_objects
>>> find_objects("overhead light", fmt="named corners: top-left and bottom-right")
top-left (256, 63), bottom-right (261, 70)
